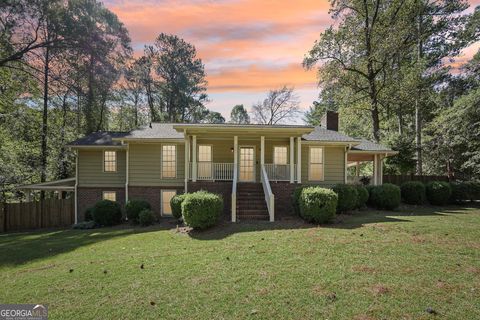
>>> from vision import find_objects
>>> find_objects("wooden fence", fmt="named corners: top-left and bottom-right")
top-left (0, 198), bottom-right (74, 233)
top-left (383, 174), bottom-right (449, 185)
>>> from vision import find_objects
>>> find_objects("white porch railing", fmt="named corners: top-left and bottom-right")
top-left (264, 164), bottom-right (297, 181)
top-left (347, 175), bottom-right (373, 185)
top-left (260, 164), bottom-right (274, 222)
top-left (190, 162), bottom-right (234, 181)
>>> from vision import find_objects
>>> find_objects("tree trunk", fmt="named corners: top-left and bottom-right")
top-left (40, 44), bottom-right (50, 199)
top-left (86, 55), bottom-right (95, 134)
top-left (415, 10), bottom-right (424, 175)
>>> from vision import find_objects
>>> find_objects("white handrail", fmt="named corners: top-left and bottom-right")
top-left (231, 164), bottom-right (238, 222)
top-left (261, 164), bottom-right (275, 222)
top-left (190, 162), bottom-right (234, 181)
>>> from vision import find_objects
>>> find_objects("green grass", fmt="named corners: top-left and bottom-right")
top-left (1, 205), bottom-right (479, 319)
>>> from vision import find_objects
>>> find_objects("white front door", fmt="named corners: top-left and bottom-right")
top-left (239, 147), bottom-right (255, 182)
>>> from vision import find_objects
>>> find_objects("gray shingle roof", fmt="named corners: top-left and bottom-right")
top-left (67, 132), bottom-right (128, 146)
top-left (351, 139), bottom-right (393, 152)
top-left (302, 127), bottom-right (358, 142)
top-left (123, 123), bottom-right (184, 139)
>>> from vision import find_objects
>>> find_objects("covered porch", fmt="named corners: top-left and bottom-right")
top-left (347, 148), bottom-right (398, 185)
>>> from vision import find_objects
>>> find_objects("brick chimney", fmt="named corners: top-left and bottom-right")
top-left (321, 111), bottom-right (339, 131)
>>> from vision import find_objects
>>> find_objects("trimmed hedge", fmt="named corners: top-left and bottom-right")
top-left (292, 186), bottom-right (306, 215)
top-left (182, 191), bottom-right (223, 229)
top-left (92, 200), bottom-right (122, 226)
top-left (84, 207), bottom-right (94, 221)
top-left (170, 194), bottom-right (187, 219)
top-left (332, 184), bottom-right (358, 213)
top-left (370, 184), bottom-right (401, 210)
top-left (450, 181), bottom-right (480, 202)
top-left (299, 187), bottom-right (338, 223)
top-left (401, 181), bottom-right (426, 205)
top-left (426, 181), bottom-right (451, 205)
top-left (126, 199), bottom-right (151, 223)
top-left (355, 185), bottom-right (369, 209)
top-left (139, 209), bottom-right (155, 226)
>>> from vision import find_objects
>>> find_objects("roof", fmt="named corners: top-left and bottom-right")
top-left (350, 139), bottom-right (395, 152)
top-left (302, 126), bottom-right (359, 143)
top-left (122, 123), bottom-right (184, 140)
top-left (18, 178), bottom-right (76, 191)
top-left (67, 132), bottom-right (128, 147)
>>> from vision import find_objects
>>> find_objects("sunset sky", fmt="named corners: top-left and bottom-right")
top-left (105, 0), bottom-right (480, 122)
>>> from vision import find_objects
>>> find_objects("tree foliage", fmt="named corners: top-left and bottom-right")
top-left (251, 86), bottom-right (299, 125)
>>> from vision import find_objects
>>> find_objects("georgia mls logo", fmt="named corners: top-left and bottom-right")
top-left (0, 304), bottom-right (48, 320)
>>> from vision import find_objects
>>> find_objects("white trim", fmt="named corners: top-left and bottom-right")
top-left (74, 151), bottom-right (78, 224)
top-left (290, 137), bottom-right (294, 183)
top-left (160, 189), bottom-right (177, 216)
top-left (239, 145), bottom-right (256, 182)
top-left (297, 137), bottom-right (302, 183)
top-left (184, 131), bottom-right (189, 192)
top-left (192, 135), bottom-right (197, 182)
top-left (260, 136), bottom-right (265, 166)
top-left (102, 150), bottom-right (118, 173)
top-left (160, 143), bottom-right (178, 179)
top-left (308, 146), bottom-right (325, 182)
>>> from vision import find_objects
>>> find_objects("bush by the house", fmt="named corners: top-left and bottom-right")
top-left (355, 185), bottom-right (369, 209)
top-left (125, 199), bottom-right (151, 223)
top-left (84, 207), bottom-right (94, 221)
top-left (450, 181), bottom-right (480, 202)
top-left (92, 200), bottom-right (122, 226)
top-left (365, 185), bottom-right (375, 206)
top-left (332, 184), bottom-right (358, 213)
top-left (182, 191), bottom-right (223, 229)
top-left (299, 187), bottom-right (338, 223)
top-left (426, 181), bottom-right (451, 205)
top-left (138, 209), bottom-right (155, 226)
top-left (170, 194), bottom-right (187, 219)
top-left (401, 181), bottom-right (426, 205)
top-left (370, 184), bottom-right (401, 210)
top-left (292, 186), bottom-right (306, 215)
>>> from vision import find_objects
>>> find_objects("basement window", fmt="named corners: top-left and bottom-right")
top-left (161, 190), bottom-right (177, 216)
top-left (103, 191), bottom-right (116, 202)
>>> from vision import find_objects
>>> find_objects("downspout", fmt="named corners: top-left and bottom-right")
top-left (344, 144), bottom-right (352, 184)
top-left (124, 140), bottom-right (129, 220)
top-left (74, 150), bottom-right (78, 224)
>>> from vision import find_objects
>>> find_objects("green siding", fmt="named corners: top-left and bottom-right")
top-left (129, 143), bottom-right (184, 187)
top-left (78, 149), bottom-right (126, 187)
top-left (301, 145), bottom-right (345, 186)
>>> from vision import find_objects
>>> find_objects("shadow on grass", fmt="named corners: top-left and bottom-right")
top-left (189, 204), bottom-right (480, 240)
top-left (0, 221), bottom-right (177, 267)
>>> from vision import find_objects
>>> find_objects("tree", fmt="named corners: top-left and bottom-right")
top-left (203, 111), bottom-right (225, 124)
top-left (303, 0), bottom-right (418, 142)
top-left (251, 86), bottom-right (299, 125)
top-left (230, 104), bottom-right (250, 124)
top-left (145, 33), bottom-right (208, 123)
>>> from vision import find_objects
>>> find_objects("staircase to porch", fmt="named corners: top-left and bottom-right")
top-left (236, 183), bottom-right (269, 221)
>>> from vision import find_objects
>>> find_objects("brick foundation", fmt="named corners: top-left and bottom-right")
top-left (128, 186), bottom-right (184, 219)
top-left (77, 187), bottom-right (125, 222)
top-left (187, 181), bottom-right (232, 219)
top-left (270, 182), bottom-right (301, 220)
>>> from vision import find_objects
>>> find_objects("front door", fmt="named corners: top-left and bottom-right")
top-left (239, 147), bottom-right (255, 182)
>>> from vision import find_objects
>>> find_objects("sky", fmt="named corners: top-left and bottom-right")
top-left (104, 0), bottom-right (480, 123)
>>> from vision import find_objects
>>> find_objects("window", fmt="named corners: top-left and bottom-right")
top-left (309, 147), bottom-right (324, 181)
top-left (103, 191), bottom-right (116, 202)
top-left (104, 151), bottom-right (117, 172)
top-left (162, 145), bottom-right (176, 178)
top-left (198, 145), bottom-right (212, 179)
top-left (161, 190), bottom-right (177, 216)
top-left (273, 146), bottom-right (288, 165)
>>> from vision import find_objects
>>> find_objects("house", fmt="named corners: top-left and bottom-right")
top-left (66, 112), bottom-right (396, 223)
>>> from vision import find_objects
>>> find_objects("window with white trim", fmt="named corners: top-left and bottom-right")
top-left (198, 145), bottom-right (212, 178)
top-left (161, 190), bottom-right (177, 216)
top-left (273, 146), bottom-right (288, 165)
top-left (104, 151), bottom-right (117, 172)
top-left (309, 147), bottom-right (324, 181)
top-left (162, 145), bottom-right (176, 178)
top-left (103, 191), bottom-right (116, 202)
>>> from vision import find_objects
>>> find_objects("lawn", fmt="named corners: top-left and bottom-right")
top-left (0, 205), bottom-right (479, 320)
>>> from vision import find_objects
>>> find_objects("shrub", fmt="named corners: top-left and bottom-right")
top-left (138, 209), bottom-right (155, 226)
top-left (450, 181), bottom-right (480, 202)
top-left (292, 186), bottom-right (306, 215)
top-left (125, 199), bottom-right (151, 223)
top-left (72, 221), bottom-right (96, 229)
top-left (401, 181), bottom-right (426, 205)
top-left (365, 185), bottom-right (376, 206)
top-left (92, 200), bottom-right (122, 226)
top-left (299, 187), bottom-right (338, 223)
top-left (426, 181), bottom-right (451, 205)
top-left (182, 191), bottom-right (223, 229)
top-left (84, 207), bottom-right (94, 221)
top-left (370, 184), bottom-right (401, 210)
top-left (332, 184), bottom-right (358, 213)
top-left (355, 185), bottom-right (369, 209)
top-left (170, 194), bottom-right (187, 219)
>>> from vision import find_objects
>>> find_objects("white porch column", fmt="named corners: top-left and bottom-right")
top-left (57, 191), bottom-right (62, 199)
top-left (234, 136), bottom-right (238, 171)
top-left (356, 161), bottom-right (360, 176)
top-left (378, 155), bottom-right (383, 185)
top-left (373, 154), bottom-right (378, 185)
top-left (289, 137), bottom-right (294, 183)
top-left (296, 137), bottom-right (302, 183)
top-left (184, 131), bottom-right (189, 192)
top-left (260, 136), bottom-right (265, 165)
top-left (25, 192), bottom-right (31, 202)
top-left (192, 135), bottom-right (197, 182)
